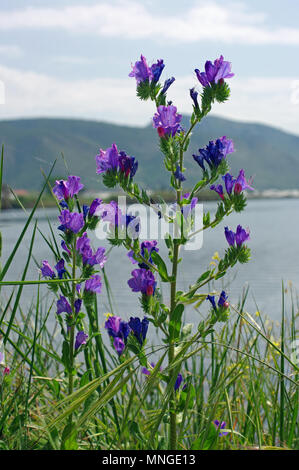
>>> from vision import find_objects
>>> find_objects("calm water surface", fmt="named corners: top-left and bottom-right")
top-left (0, 199), bottom-right (298, 328)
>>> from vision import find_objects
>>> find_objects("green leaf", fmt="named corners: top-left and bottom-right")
top-left (191, 422), bottom-right (218, 450)
top-left (151, 251), bottom-right (169, 282)
top-left (136, 80), bottom-right (151, 100)
top-left (102, 171), bottom-right (117, 188)
top-left (196, 270), bottom-right (211, 284)
top-left (169, 303), bottom-right (184, 341)
top-left (60, 423), bottom-right (78, 450)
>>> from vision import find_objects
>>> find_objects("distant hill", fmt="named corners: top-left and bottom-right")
top-left (0, 116), bottom-right (298, 191)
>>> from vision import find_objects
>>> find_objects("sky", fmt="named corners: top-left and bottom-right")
top-left (0, 0), bottom-right (299, 135)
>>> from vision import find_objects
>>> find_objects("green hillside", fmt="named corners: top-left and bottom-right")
top-left (1, 116), bottom-right (298, 191)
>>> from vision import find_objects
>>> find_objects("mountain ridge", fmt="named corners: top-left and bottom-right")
top-left (1, 115), bottom-right (298, 191)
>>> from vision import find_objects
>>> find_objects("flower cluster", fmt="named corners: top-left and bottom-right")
top-left (193, 136), bottom-right (234, 172)
top-left (129, 55), bottom-right (176, 102)
top-left (96, 201), bottom-right (141, 241)
top-left (213, 420), bottom-right (229, 437)
top-left (40, 175), bottom-right (109, 353)
top-left (225, 225), bottom-right (250, 247)
top-left (105, 315), bottom-right (149, 356)
top-left (153, 105), bottom-right (182, 138)
top-left (76, 232), bottom-right (107, 268)
top-left (96, 143), bottom-right (138, 181)
top-left (207, 291), bottom-right (230, 322)
top-left (129, 55), bottom-right (165, 85)
top-left (53, 175), bottom-right (84, 201)
top-left (210, 169), bottom-right (254, 200)
top-left (128, 240), bottom-right (159, 269)
top-left (128, 268), bottom-right (156, 296)
top-left (195, 55), bottom-right (234, 88)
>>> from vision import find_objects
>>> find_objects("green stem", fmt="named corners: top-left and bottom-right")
top-left (168, 240), bottom-right (179, 449)
top-left (68, 238), bottom-right (77, 424)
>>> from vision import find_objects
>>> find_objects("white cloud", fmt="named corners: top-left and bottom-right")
top-left (0, 1), bottom-right (299, 45)
top-left (0, 64), bottom-right (298, 136)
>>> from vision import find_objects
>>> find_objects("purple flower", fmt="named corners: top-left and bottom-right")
top-left (210, 184), bottom-right (224, 200)
top-left (222, 173), bottom-right (235, 195)
top-left (74, 299), bottom-right (82, 314)
top-left (95, 143), bottom-right (119, 174)
top-left (81, 205), bottom-right (88, 220)
top-left (89, 198), bottom-right (102, 217)
top-left (224, 226), bottom-right (235, 246)
top-left (219, 136), bottom-right (235, 157)
top-left (126, 215), bottom-right (141, 239)
top-left (128, 240), bottom-right (159, 268)
top-left (207, 295), bottom-right (217, 311)
top-left (40, 260), bottom-right (55, 279)
top-left (97, 201), bottom-right (122, 226)
top-left (61, 240), bottom-right (71, 255)
top-left (161, 77), bottom-right (175, 95)
top-left (76, 284), bottom-right (81, 294)
top-left (59, 201), bottom-right (69, 209)
top-left (58, 210), bottom-right (84, 233)
top-left (76, 232), bottom-right (92, 261)
top-left (234, 169), bottom-right (254, 194)
top-left (140, 240), bottom-right (159, 268)
top-left (174, 373), bottom-right (183, 392)
top-left (225, 225), bottom-right (250, 247)
top-left (180, 193), bottom-right (198, 219)
top-left (190, 87), bottom-right (199, 109)
top-left (129, 55), bottom-right (153, 84)
top-left (153, 105), bottom-right (182, 137)
top-left (85, 274), bottom-right (102, 294)
top-left (76, 233), bottom-right (106, 267)
top-left (56, 295), bottom-right (72, 315)
top-left (192, 153), bottom-right (205, 171)
top-left (89, 247), bottom-right (107, 268)
top-left (118, 152), bottom-right (138, 179)
top-left (218, 291), bottom-right (229, 308)
top-left (128, 269), bottom-right (156, 296)
top-left (195, 56), bottom-right (234, 88)
top-left (193, 137), bottom-right (234, 171)
top-left (105, 316), bottom-right (130, 341)
top-left (55, 259), bottom-right (66, 279)
top-left (207, 292), bottom-right (229, 312)
top-left (151, 59), bottom-right (165, 82)
top-left (235, 225), bottom-right (250, 246)
top-left (174, 165), bottom-right (186, 182)
top-left (128, 316), bottom-right (149, 345)
top-left (53, 175), bottom-right (84, 201)
top-left (113, 337), bottom-right (125, 356)
top-left (105, 315), bottom-right (130, 356)
top-left (75, 331), bottom-right (88, 350)
top-left (141, 362), bottom-right (160, 376)
top-left (213, 420), bottom-right (229, 437)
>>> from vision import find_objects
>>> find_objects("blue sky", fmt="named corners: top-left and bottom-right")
top-left (0, 0), bottom-right (298, 134)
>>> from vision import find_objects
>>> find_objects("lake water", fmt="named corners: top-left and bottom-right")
top-left (0, 199), bottom-right (298, 328)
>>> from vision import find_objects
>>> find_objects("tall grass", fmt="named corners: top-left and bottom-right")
top-left (0, 154), bottom-right (298, 451)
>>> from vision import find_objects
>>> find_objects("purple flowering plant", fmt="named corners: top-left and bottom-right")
top-left (39, 174), bottom-right (113, 415)
top-left (78, 53), bottom-right (252, 449)
top-left (38, 54), bottom-right (252, 450)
